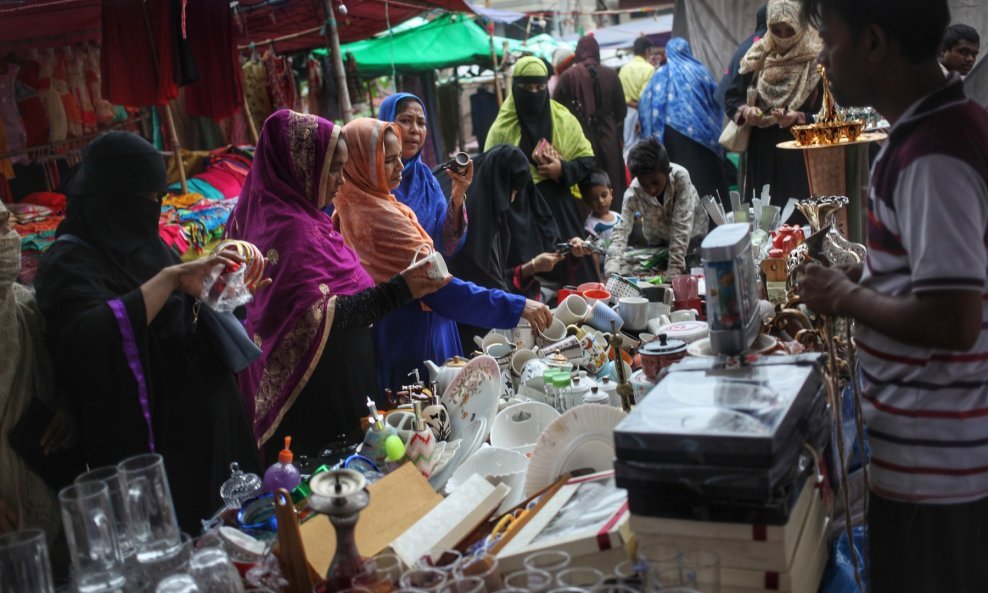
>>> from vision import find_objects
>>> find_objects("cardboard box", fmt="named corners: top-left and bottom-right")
top-left (497, 471), bottom-right (632, 575)
top-left (299, 463), bottom-right (442, 576)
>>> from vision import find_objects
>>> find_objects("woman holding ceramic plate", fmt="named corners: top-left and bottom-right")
top-left (227, 111), bottom-right (449, 460)
top-left (333, 118), bottom-right (553, 391)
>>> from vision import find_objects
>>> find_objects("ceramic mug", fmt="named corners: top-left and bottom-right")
top-left (554, 294), bottom-right (590, 326)
top-left (412, 243), bottom-right (449, 280)
top-left (536, 318), bottom-right (568, 347)
top-left (586, 301), bottom-right (624, 333)
top-left (510, 349), bottom-right (538, 381)
top-left (485, 342), bottom-right (517, 370)
top-left (579, 332), bottom-right (609, 374)
top-left (519, 358), bottom-right (551, 389)
top-left (670, 309), bottom-right (698, 322)
top-left (618, 297), bottom-right (649, 331)
top-left (582, 289), bottom-right (612, 307)
top-left (596, 359), bottom-right (634, 383)
top-left (475, 332), bottom-right (509, 352)
top-left (540, 336), bottom-right (583, 362)
top-left (511, 320), bottom-right (536, 350)
top-left (647, 302), bottom-right (672, 322)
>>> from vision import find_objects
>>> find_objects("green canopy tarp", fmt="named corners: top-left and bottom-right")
top-left (318, 14), bottom-right (504, 76)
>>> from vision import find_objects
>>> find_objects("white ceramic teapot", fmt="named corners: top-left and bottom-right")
top-left (423, 356), bottom-right (469, 396)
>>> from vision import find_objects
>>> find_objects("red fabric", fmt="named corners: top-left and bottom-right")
top-left (21, 192), bottom-right (67, 213)
top-left (100, 0), bottom-right (178, 107)
top-left (183, 0), bottom-right (243, 120)
top-left (0, 0), bottom-right (101, 49)
top-left (14, 59), bottom-right (50, 147)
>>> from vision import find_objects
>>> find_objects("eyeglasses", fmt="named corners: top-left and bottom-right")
top-left (519, 83), bottom-right (547, 93)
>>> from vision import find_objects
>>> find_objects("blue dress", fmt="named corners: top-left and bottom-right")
top-left (374, 277), bottom-right (525, 392)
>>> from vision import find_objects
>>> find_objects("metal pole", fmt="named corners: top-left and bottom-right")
top-left (323, 0), bottom-right (354, 123)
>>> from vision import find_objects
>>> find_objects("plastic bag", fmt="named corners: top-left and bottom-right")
top-left (820, 525), bottom-right (869, 593)
top-left (200, 262), bottom-right (253, 313)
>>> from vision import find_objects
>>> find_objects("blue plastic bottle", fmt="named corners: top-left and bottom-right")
top-left (262, 436), bottom-right (302, 493)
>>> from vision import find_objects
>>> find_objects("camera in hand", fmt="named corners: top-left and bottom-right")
top-left (555, 242), bottom-right (573, 254)
top-left (440, 152), bottom-right (470, 174)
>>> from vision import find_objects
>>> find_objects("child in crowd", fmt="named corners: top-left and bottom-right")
top-left (582, 170), bottom-right (623, 245)
top-left (940, 23), bottom-right (980, 78)
top-left (581, 171), bottom-right (622, 281)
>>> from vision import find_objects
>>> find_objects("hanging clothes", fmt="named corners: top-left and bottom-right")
top-left (68, 47), bottom-right (97, 134)
top-left (101, 0), bottom-right (179, 107)
top-left (52, 49), bottom-right (82, 138)
top-left (85, 45), bottom-right (115, 124)
top-left (16, 54), bottom-right (52, 147)
top-left (242, 59), bottom-right (273, 138)
top-left (263, 51), bottom-right (297, 111)
top-left (183, 0), bottom-right (243, 121)
top-left (0, 118), bottom-right (14, 179)
top-left (470, 87), bottom-right (498, 151)
top-left (0, 63), bottom-right (27, 164)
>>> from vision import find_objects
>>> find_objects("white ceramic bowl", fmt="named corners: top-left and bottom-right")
top-left (491, 402), bottom-right (561, 453)
top-left (445, 447), bottom-right (529, 497)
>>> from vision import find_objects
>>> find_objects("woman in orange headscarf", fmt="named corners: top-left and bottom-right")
top-left (334, 118), bottom-right (553, 391)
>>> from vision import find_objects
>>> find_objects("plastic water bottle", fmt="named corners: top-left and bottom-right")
top-left (262, 436), bottom-right (301, 493)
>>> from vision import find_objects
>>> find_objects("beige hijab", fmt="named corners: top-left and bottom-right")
top-left (739, 0), bottom-right (822, 111)
top-left (0, 202), bottom-right (60, 540)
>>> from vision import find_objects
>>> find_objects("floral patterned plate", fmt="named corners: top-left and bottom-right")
top-left (441, 354), bottom-right (501, 442)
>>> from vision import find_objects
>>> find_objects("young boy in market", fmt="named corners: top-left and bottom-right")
top-left (582, 170), bottom-right (622, 245)
top-left (799, 1), bottom-right (988, 592)
top-left (939, 23), bottom-right (980, 78)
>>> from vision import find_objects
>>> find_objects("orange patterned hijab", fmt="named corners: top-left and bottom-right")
top-left (333, 118), bottom-right (434, 283)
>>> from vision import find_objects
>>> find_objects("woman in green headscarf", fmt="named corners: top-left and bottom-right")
top-left (486, 57), bottom-right (598, 287)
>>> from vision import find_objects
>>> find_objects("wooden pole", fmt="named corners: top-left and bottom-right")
top-left (488, 29), bottom-right (503, 106)
top-left (323, 0), bottom-right (354, 123)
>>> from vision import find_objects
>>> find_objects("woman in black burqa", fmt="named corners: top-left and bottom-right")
top-left (35, 132), bottom-right (260, 533)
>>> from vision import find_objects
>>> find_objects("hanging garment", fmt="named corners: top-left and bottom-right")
top-left (0, 64), bottom-right (27, 164)
top-left (263, 51), bottom-right (297, 111)
top-left (36, 51), bottom-right (67, 143)
top-left (242, 60), bottom-right (273, 138)
top-left (52, 50), bottom-right (82, 138)
top-left (68, 47), bottom-right (97, 134)
top-left (85, 46), bottom-right (115, 124)
top-left (183, 0), bottom-right (243, 121)
top-left (15, 56), bottom-right (52, 147)
top-left (101, 0), bottom-right (179, 106)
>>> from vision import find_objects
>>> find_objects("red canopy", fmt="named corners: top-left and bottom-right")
top-left (232, 0), bottom-right (474, 52)
top-left (0, 0), bottom-right (101, 49)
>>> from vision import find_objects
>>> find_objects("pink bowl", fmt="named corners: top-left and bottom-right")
top-left (577, 282), bottom-right (607, 294)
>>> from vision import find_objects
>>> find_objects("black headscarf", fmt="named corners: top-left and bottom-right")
top-left (443, 145), bottom-right (560, 292)
top-left (513, 76), bottom-right (553, 164)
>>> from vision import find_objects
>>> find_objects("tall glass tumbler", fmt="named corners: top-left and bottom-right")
top-left (76, 466), bottom-right (135, 561)
top-left (117, 454), bottom-right (182, 564)
top-left (188, 547), bottom-right (244, 593)
top-left (0, 529), bottom-right (55, 593)
top-left (59, 482), bottom-right (127, 593)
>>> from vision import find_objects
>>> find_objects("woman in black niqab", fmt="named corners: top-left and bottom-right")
top-left (35, 132), bottom-right (260, 534)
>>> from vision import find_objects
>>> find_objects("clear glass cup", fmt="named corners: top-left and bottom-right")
top-left (523, 550), bottom-right (571, 576)
top-left (611, 561), bottom-right (640, 584)
top-left (118, 454), bottom-right (182, 564)
top-left (441, 576), bottom-right (485, 593)
top-left (364, 552), bottom-right (404, 584)
top-left (188, 547), bottom-right (244, 593)
top-left (651, 566), bottom-right (684, 590)
top-left (0, 529), bottom-right (55, 593)
top-left (555, 567), bottom-right (604, 588)
top-left (456, 553), bottom-right (502, 592)
top-left (155, 573), bottom-right (200, 592)
top-left (352, 568), bottom-right (394, 593)
top-left (546, 588), bottom-right (587, 593)
top-left (59, 482), bottom-right (127, 593)
top-left (637, 542), bottom-right (680, 591)
top-left (679, 550), bottom-right (720, 593)
top-left (591, 586), bottom-right (640, 593)
top-left (503, 568), bottom-right (553, 593)
top-left (399, 567), bottom-right (447, 592)
top-left (76, 466), bottom-right (135, 560)
top-left (419, 548), bottom-right (462, 575)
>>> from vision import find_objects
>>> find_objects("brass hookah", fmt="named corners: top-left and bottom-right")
top-left (607, 321), bottom-right (634, 412)
top-left (790, 65), bottom-right (866, 146)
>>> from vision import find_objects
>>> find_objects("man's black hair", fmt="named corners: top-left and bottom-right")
top-left (627, 138), bottom-right (671, 179)
top-left (801, 0), bottom-right (949, 63)
top-left (942, 23), bottom-right (980, 51)
top-left (633, 36), bottom-right (654, 57)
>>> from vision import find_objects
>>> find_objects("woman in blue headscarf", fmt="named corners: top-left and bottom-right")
top-left (638, 37), bottom-right (729, 202)
top-left (379, 93), bottom-right (471, 257)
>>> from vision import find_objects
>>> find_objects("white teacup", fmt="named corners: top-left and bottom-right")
top-left (510, 349), bottom-right (538, 380)
top-left (670, 309), bottom-right (698, 322)
top-left (511, 320), bottom-right (536, 350)
top-left (474, 332), bottom-right (509, 352)
top-left (535, 318), bottom-right (567, 347)
top-left (555, 294), bottom-right (590, 326)
top-left (618, 297), bottom-right (649, 331)
top-left (485, 342), bottom-right (516, 370)
top-left (412, 243), bottom-right (449, 280)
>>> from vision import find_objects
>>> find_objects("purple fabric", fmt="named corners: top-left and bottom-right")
top-left (107, 298), bottom-right (156, 452)
top-left (227, 110), bottom-right (375, 442)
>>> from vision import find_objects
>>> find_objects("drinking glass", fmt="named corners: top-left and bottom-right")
top-left (155, 573), bottom-right (200, 592)
top-left (441, 576), bottom-right (485, 593)
top-left (650, 566), bottom-right (684, 591)
top-left (399, 567), bottom-right (447, 592)
top-left (0, 529), bottom-right (55, 593)
top-left (76, 466), bottom-right (135, 560)
top-left (679, 550), bottom-right (720, 593)
top-left (523, 550), bottom-right (571, 576)
top-left (456, 553), bottom-right (502, 592)
top-left (188, 547), bottom-right (244, 593)
top-left (555, 567), bottom-right (604, 588)
top-left (503, 568), bottom-right (553, 593)
top-left (591, 586), bottom-right (640, 593)
top-left (419, 548), bottom-right (462, 575)
top-left (546, 588), bottom-right (587, 593)
top-left (611, 561), bottom-right (639, 584)
top-left (637, 542), bottom-right (680, 591)
top-left (118, 454), bottom-right (182, 564)
top-left (59, 482), bottom-right (127, 593)
top-left (353, 568), bottom-right (394, 593)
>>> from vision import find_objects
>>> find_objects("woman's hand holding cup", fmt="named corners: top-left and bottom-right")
top-left (401, 259), bottom-right (452, 299)
top-left (521, 299), bottom-right (553, 333)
